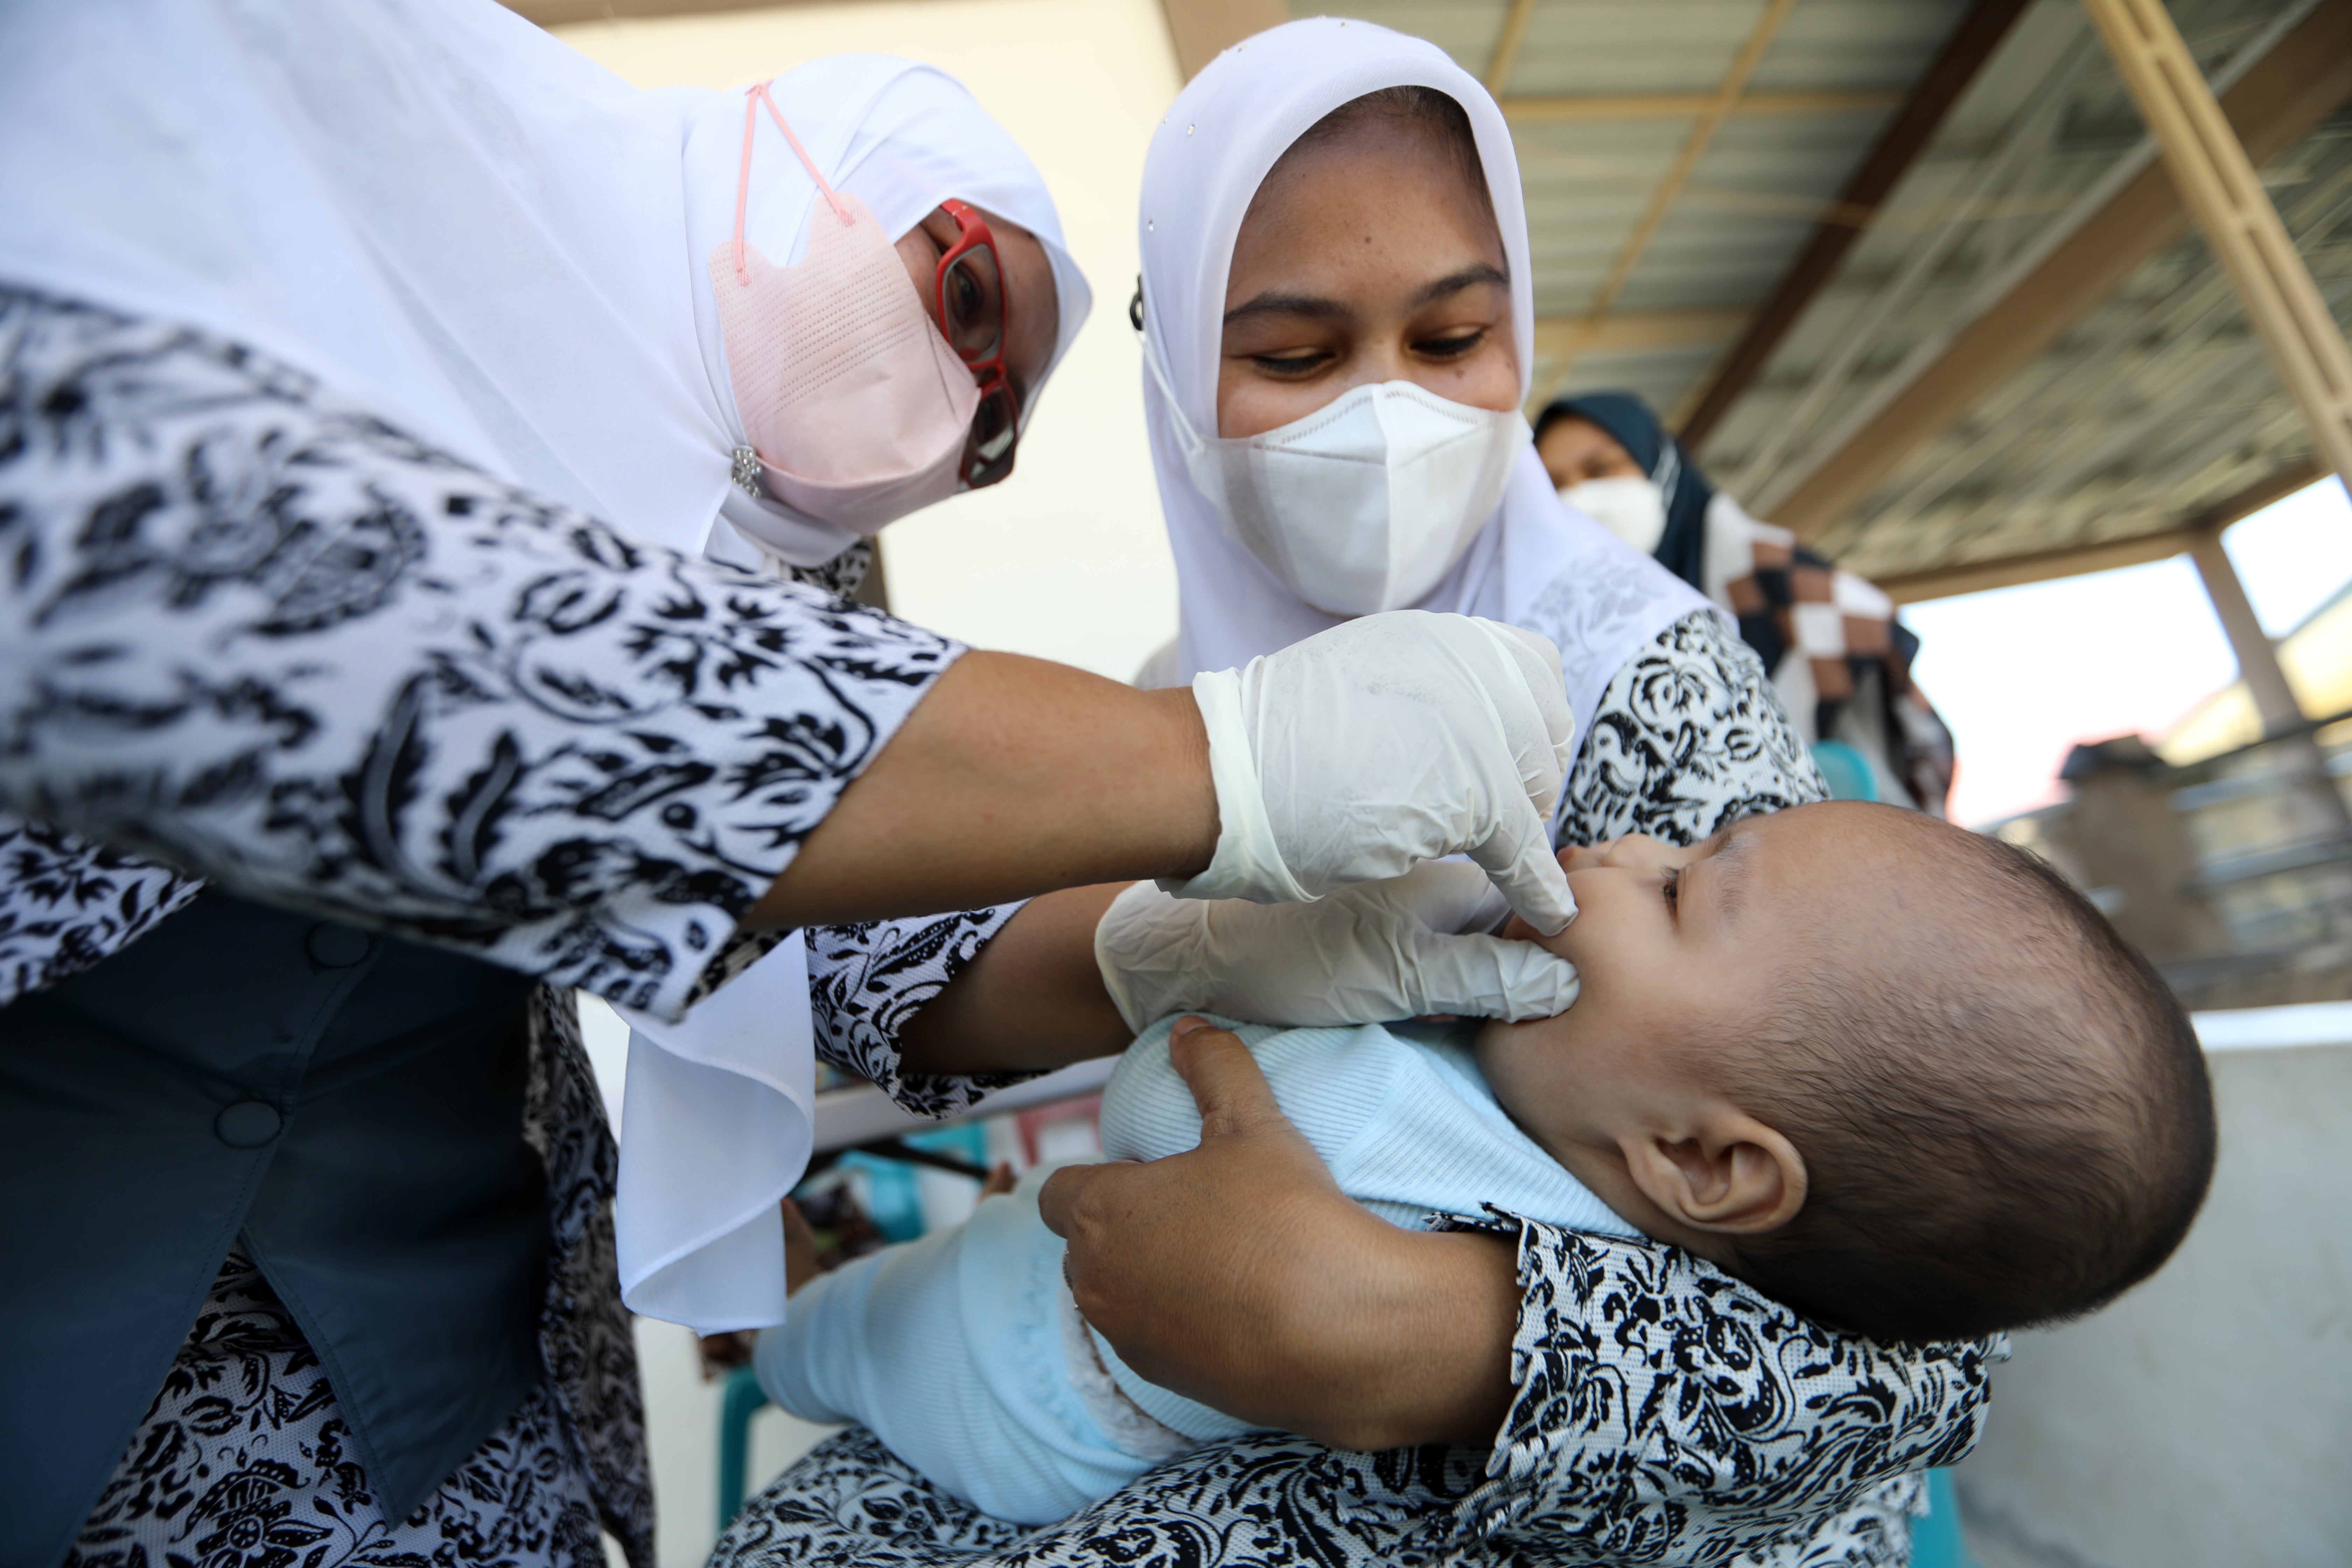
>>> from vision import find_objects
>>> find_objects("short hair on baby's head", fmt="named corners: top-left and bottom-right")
top-left (1715, 804), bottom-right (2215, 1344)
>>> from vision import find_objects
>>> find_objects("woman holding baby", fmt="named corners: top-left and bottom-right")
top-left (705, 20), bottom-right (2188, 1568)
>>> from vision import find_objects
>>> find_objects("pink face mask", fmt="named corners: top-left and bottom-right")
top-left (708, 84), bottom-right (980, 534)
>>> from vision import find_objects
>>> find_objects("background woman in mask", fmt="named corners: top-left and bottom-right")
top-left (0, 6), bottom-right (1590, 1565)
top-left (1539, 392), bottom-right (1958, 814)
top-left (716, 20), bottom-right (1996, 1567)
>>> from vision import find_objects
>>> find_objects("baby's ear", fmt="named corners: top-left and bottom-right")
top-left (1625, 1111), bottom-right (1807, 1238)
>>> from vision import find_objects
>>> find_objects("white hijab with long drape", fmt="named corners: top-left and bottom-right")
top-left (0, 0), bottom-right (1088, 568)
top-left (1136, 17), bottom-right (1710, 763)
top-left (0, 0), bottom-right (1092, 1332)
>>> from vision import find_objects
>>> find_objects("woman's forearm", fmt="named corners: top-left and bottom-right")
top-left (750, 654), bottom-right (1214, 929)
top-left (894, 882), bottom-right (1134, 1078)
top-left (1318, 1227), bottom-right (1520, 1450)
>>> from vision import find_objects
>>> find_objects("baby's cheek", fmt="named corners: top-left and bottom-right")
top-left (1473, 1022), bottom-right (1560, 1127)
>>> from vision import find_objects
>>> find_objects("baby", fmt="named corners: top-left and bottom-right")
top-left (757, 800), bottom-right (2216, 1525)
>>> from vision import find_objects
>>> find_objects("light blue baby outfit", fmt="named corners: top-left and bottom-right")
top-left (757, 1016), bottom-right (1637, 1524)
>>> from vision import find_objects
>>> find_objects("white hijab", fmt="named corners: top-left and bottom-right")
top-left (1138, 17), bottom-right (1710, 757)
top-left (0, 0), bottom-right (1093, 1333)
top-left (0, 0), bottom-right (1091, 570)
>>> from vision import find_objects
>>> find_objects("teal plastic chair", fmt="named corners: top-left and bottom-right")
top-left (717, 1363), bottom-right (772, 1529)
top-left (1810, 738), bottom-right (1879, 802)
top-left (1912, 1469), bottom-right (1981, 1568)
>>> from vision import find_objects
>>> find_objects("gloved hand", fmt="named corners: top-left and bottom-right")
top-left (1167, 610), bottom-right (1579, 932)
top-left (1096, 860), bottom-right (1581, 1032)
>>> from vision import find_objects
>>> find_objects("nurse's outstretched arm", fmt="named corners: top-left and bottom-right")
top-left (752, 610), bottom-right (1583, 932)
top-left (744, 655), bottom-right (1214, 927)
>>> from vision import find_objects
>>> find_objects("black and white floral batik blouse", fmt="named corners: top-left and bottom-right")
top-left (718, 614), bottom-right (2005, 1568)
top-left (0, 287), bottom-right (997, 1568)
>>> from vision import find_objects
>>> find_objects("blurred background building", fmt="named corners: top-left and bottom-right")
top-left (507, 1), bottom-right (2352, 1563)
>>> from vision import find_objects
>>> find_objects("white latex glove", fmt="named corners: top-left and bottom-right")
top-left (1096, 861), bottom-right (1582, 1032)
top-left (1166, 611), bottom-right (1579, 933)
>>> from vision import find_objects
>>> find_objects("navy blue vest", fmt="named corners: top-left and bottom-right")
top-left (1, 890), bottom-right (546, 1568)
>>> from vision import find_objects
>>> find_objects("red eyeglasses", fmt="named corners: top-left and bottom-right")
top-left (926, 198), bottom-right (1019, 489)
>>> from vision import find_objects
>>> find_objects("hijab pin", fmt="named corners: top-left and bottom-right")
top-left (731, 445), bottom-right (763, 497)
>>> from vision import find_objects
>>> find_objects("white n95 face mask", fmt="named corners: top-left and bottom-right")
top-left (1559, 476), bottom-right (1667, 556)
top-left (1149, 344), bottom-right (1528, 615)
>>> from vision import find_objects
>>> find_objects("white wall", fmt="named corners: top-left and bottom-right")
top-left (1953, 1042), bottom-right (2352, 1568)
top-left (554, 0), bottom-right (1184, 681)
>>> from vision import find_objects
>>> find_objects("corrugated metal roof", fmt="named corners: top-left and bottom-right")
top-left (1314, 0), bottom-right (2347, 590)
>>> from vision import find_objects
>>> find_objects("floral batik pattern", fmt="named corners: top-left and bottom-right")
top-left (521, 986), bottom-right (654, 1564)
top-left (804, 903), bottom-right (1034, 1115)
top-left (782, 537), bottom-right (875, 602)
top-left (1444, 1217), bottom-right (1998, 1565)
top-left (712, 610), bottom-right (1976, 1568)
top-left (1559, 610), bottom-right (1829, 850)
top-left (0, 286), bottom-right (959, 1023)
top-left (0, 817), bottom-right (202, 1006)
top-left (66, 1253), bottom-right (607, 1568)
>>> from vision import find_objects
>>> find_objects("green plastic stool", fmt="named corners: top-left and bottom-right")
top-left (717, 1362), bottom-right (773, 1530)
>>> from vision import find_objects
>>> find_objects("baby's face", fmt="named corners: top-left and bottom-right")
top-left (1474, 807), bottom-right (1871, 1177)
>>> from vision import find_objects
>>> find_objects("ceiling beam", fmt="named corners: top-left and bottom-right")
top-left (1532, 0), bottom-right (1802, 401)
top-left (1156, 0), bottom-right (1287, 82)
top-left (1676, 0), bottom-right (2033, 450)
top-left (1769, 0), bottom-right (2352, 540)
top-left (1485, 0), bottom-right (1539, 98)
top-left (1878, 526), bottom-right (2201, 603)
top-left (1504, 88), bottom-right (1900, 125)
top-left (1877, 459), bottom-right (2318, 603)
top-left (2086, 0), bottom-right (2352, 492)
top-left (1534, 308), bottom-right (1749, 357)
